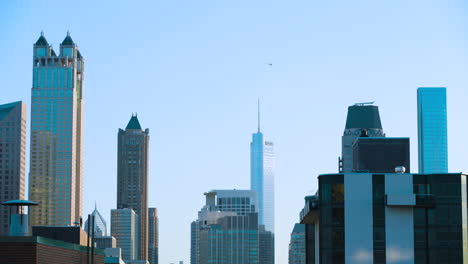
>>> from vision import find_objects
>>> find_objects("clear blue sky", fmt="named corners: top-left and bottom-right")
top-left (1, 1), bottom-right (467, 263)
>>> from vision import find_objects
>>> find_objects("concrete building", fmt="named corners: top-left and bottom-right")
top-left (148, 208), bottom-right (159, 264)
top-left (341, 103), bottom-right (385, 173)
top-left (117, 115), bottom-right (149, 260)
top-left (299, 172), bottom-right (468, 263)
top-left (111, 208), bottom-right (138, 261)
top-left (417, 87), bottom-right (448, 173)
top-left (0, 101), bottom-right (26, 236)
top-left (191, 190), bottom-right (260, 264)
top-left (29, 32), bottom-right (85, 226)
top-left (288, 224), bottom-right (305, 264)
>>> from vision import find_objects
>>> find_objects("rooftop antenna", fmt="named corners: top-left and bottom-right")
top-left (257, 98), bottom-right (261, 133)
top-left (354, 101), bottom-right (375, 106)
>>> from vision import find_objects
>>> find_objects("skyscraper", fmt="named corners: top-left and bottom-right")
top-left (288, 224), bottom-right (306, 264)
top-left (111, 208), bottom-right (139, 261)
top-left (117, 115), bottom-right (149, 260)
top-left (191, 190), bottom-right (259, 264)
top-left (29, 32), bottom-right (84, 226)
top-left (250, 102), bottom-right (275, 233)
top-left (417, 87), bottom-right (448, 173)
top-left (148, 208), bottom-right (159, 264)
top-left (341, 103), bottom-right (385, 173)
top-left (0, 101), bottom-right (26, 236)
top-left (84, 203), bottom-right (108, 237)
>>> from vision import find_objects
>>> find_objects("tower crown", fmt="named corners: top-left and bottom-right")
top-left (126, 114), bottom-right (142, 130)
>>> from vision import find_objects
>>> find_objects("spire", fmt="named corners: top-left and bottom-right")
top-left (126, 114), bottom-right (142, 130)
top-left (257, 98), bottom-right (261, 133)
top-left (34, 31), bottom-right (49, 46)
top-left (61, 31), bottom-right (75, 46)
top-left (95, 201), bottom-right (97, 211)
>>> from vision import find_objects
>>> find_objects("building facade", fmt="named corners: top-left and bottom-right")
top-left (148, 208), bottom-right (159, 264)
top-left (300, 172), bottom-right (468, 264)
top-left (29, 32), bottom-right (84, 226)
top-left (288, 224), bottom-right (306, 264)
top-left (341, 104), bottom-right (385, 173)
top-left (0, 101), bottom-right (26, 236)
top-left (84, 204), bottom-right (108, 237)
top-left (111, 208), bottom-right (138, 261)
top-left (95, 236), bottom-right (116, 249)
top-left (417, 87), bottom-right (448, 173)
top-left (117, 115), bottom-right (149, 260)
top-left (250, 108), bottom-right (275, 233)
top-left (191, 190), bottom-right (259, 264)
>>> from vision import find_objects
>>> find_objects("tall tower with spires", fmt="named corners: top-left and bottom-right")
top-left (29, 32), bottom-right (84, 226)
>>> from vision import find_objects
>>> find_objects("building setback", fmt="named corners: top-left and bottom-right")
top-left (29, 32), bottom-right (84, 226)
top-left (417, 87), bottom-right (448, 173)
top-left (0, 101), bottom-right (26, 236)
top-left (117, 115), bottom-right (149, 260)
top-left (299, 172), bottom-right (468, 263)
top-left (148, 208), bottom-right (159, 264)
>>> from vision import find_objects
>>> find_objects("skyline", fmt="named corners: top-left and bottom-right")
top-left (1, 1), bottom-right (468, 263)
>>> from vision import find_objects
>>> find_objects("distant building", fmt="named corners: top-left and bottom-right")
top-left (29, 32), bottom-right (84, 227)
top-left (95, 236), bottom-right (117, 249)
top-left (417, 87), bottom-right (448, 173)
top-left (117, 115), bottom-right (149, 260)
top-left (148, 208), bottom-right (159, 264)
top-left (341, 103), bottom-right (385, 172)
top-left (300, 172), bottom-right (468, 263)
top-left (250, 104), bottom-right (275, 233)
top-left (191, 190), bottom-right (259, 264)
top-left (352, 137), bottom-right (410, 173)
top-left (0, 101), bottom-right (26, 236)
top-left (111, 208), bottom-right (138, 261)
top-left (85, 204), bottom-right (108, 237)
top-left (259, 225), bottom-right (274, 264)
top-left (288, 224), bottom-right (305, 264)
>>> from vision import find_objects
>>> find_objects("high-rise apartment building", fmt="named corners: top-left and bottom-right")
top-left (148, 208), bottom-right (159, 264)
top-left (111, 208), bottom-right (139, 261)
top-left (29, 32), bottom-right (84, 226)
top-left (288, 224), bottom-right (306, 264)
top-left (191, 190), bottom-right (259, 264)
top-left (117, 115), bottom-right (149, 260)
top-left (417, 87), bottom-right (448, 173)
top-left (341, 103), bottom-right (384, 173)
top-left (0, 101), bottom-right (26, 235)
top-left (250, 104), bottom-right (275, 233)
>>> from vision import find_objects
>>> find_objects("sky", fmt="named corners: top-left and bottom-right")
top-left (1, 0), bottom-right (467, 263)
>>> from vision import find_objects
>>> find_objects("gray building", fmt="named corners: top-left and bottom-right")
top-left (29, 32), bottom-right (85, 227)
top-left (148, 208), bottom-right (159, 264)
top-left (95, 236), bottom-right (116, 249)
top-left (117, 115), bottom-right (149, 260)
top-left (0, 101), bottom-right (26, 236)
top-left (111, 208), bottom-right (138, 261)
top-left (341, 103), bottom-right (385, 173)
top-left (288, 224), bottom-right (305, 264)
top-left (191, 190), bottom-right (259, 264)
top-left (300, 172), bottom-right (468, 263)
top-left (259, 225), bottom-right (274, 264)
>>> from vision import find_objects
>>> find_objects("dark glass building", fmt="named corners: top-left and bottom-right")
top-left (300, 172), bottom-right (468, 263)
top-left (352, 137), bottom-right (410, 173)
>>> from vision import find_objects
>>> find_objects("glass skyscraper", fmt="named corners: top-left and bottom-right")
top-left (288, 224), bottom-right (306, 264)
top-left (29, 32), bottom-right (84, 226)
top-left (148, 208), bottom-right (159, 264)
top-left (0, 101), bottom-right (26, 236)
top-left (417, 87), bottom-right (448, 173)
top-left (84, 204), bottom-right (108, 237)
top-left (250, 105), bottom-right (275, 233)
top-left (111, 208), bottom-right (139, 261)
